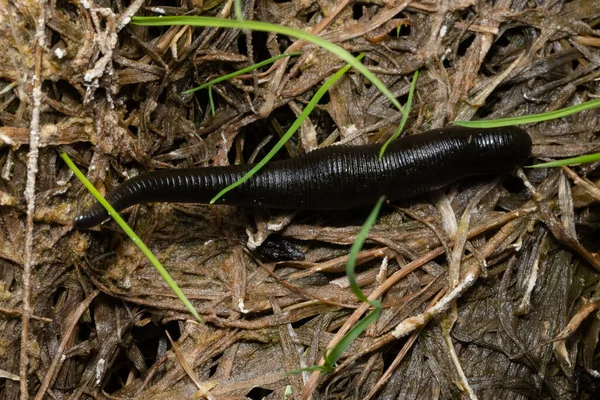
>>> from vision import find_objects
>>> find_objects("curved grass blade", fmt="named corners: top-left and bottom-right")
top-left (182, 52), bottom-right (302, 95)
top-left (454, 98), bottom-right (600, 128)
top-left (208, 54), bottom-right (365, 204)
top-left (322, 196), bottom-right (385, 369)
top-left (528, 152), bottom-right (600, 168)
top-left (292, 196), bottom-right (385, 374)
top-left (131, 16), bottom-right (403, 112)
top-left (323, 306), bottom-right (381, 369)
top-left (61, 153), bottom-right (203, 323)
top-left (379, 70), bottom-right (418, 159)
top-left (346, 196), bottom-right (385, 303)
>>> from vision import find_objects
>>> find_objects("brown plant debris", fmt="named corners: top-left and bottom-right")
top-left (2, 0), bottom-right (600, 399)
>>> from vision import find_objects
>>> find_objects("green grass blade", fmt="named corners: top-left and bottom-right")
top-left (208, 86), bottom-right (215, 116)
top-left (323, 307), bottom-right (381, 368)
top-left (454, 98), bottom-right (600, 128)
top-left (234, 0), bottom-right (244, 22)
top-left (296, 196), bottom-right (385, 373)
top-left (182, 52), bottom-right (302, 95)
top-left (346, 196), bottom-right (385, 302)
top-left (379, 70), bottom-right (418, 159)
top-left (322, 196), bottom-right (384, 369)
top-left (131, 16), bottom-right (403, 112)
top-left (61, 153), bottom-right (203, 323)
top-left (528, 152), bottom-right (600, 168)
top-left (208, 53), bottom-right (365, 204)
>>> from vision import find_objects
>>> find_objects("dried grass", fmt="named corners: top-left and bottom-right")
top-left (1, 0), bottom-right (600, 399)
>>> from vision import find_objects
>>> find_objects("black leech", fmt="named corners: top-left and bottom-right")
top-left (74, 126), bottom-right (532, 228)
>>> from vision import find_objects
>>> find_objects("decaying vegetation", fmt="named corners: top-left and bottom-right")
top-left (1, 0), bottom-right (600, 398)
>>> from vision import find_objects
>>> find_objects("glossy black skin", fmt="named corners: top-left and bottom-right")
top-left (74, 126), bottom-right (532, 228)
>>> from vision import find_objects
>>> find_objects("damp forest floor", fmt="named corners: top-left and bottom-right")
top-left (2, 0), bottom-right (600, 399)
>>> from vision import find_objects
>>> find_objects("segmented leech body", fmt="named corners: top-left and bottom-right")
top-left (74, 126), bottom-right (532, 228)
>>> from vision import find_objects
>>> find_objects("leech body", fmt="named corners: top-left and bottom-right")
top-left (74, 126), bottom-right (532, 228)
